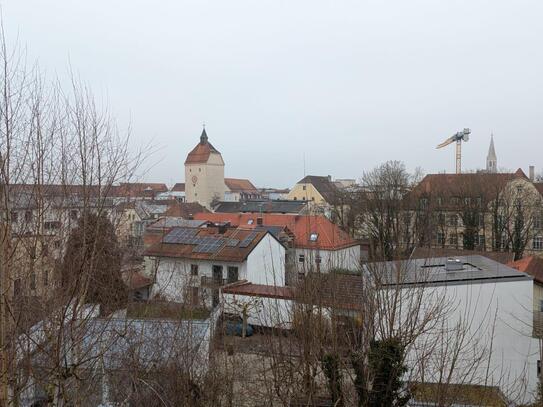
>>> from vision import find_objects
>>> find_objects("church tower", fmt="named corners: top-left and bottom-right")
top-left (184, 127), bottom-right (226, 208)
top-left (486, 134), bottom-right (497, 173)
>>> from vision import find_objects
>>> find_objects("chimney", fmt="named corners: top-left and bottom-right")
top-left (445, 258), bottom-right (463, 272)
top-left (529, 166), bottom-right (535, 181)
top-left (218, 222), bottom-right (230, 234)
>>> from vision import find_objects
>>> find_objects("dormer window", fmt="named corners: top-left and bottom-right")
top-left (309, 233), bottom-right (318, 242)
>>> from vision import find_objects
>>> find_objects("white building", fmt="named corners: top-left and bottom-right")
top-left (371, 255), bottom-right (540, 404)
top-left (144, 225), bottom-right (286, 308)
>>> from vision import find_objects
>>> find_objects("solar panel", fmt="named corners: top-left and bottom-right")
top-left (163, 228), bottom-right (199, 244)
top-left (239, 232), bottom-right (258, 248)
top-left (225, 238), bottom-right (240, 247)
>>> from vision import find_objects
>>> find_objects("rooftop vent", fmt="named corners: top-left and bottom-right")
top-left (445, 258), bottom-right (463, 272)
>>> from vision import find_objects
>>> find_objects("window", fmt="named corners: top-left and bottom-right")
top-left (30, 272), bottom-right (36, 290)
top-left (13, 279), bottom-right (21, 297)
top-left (436, 197), bottom-right (443, 206)
top-left (298, 254), bottom-right (305, 263)
top-left (449, 233), bottom-right (458, 246)
top-left (44, 221), bottom-right (61, 230)
top-left (436, 232), bottom-right (445, 245)
top-left (302, 185), bottom-right (306, 190)
top-left (478, 213), bottom-right (485, 227)
top-left (70, 210), bottom-right (78, 221)
top-left (464, 197), bottom-right (471, 205)
top-left (293, 197), bottom-right (297, 201)
top-left (478, 234), bottom-right (486, 248)
top-left (534, 215), bottom-right (543, 230)
top-left (190, 264), bottom-right (199, 276)
top-left (315, 256), bottom-right (322, 264)
top-left (247, 219), bottom-right (254, 225)
top-left (533, 236), bottom-right (543, 251)
top-left (10, 211), bottom-right (18, 223)
top-left (539, 299), bottom-right (543, 312)
top-left (451, 197), bottom-right (460, 206)
top-left (419, 198), bottom-right (428, 209)
top-left (43, 270), bottom-right (48, 287)
top-left (449, 215), bottom-right (458, 227)
top-left (476, 197), bottom-right (482, 207)
top-left (538, 360), bottom-right (542, 377)
top-left (517, 185), bottom-right (524, 194)
top-left (309, 233), bottom-right (318, 242)
top-left (437, 213), bottom-right (445, 224)
top-left (24, 211), bottom-right (32, 223)
top-left (191, 287), bottom-right (199, 306)
top-left (227, 267), bottom-right (239, 283)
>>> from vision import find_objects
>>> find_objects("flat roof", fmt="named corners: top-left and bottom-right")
top-left (366, 255), bottom-right (532, 287)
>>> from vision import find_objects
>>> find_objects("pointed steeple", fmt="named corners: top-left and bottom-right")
top-left (200, 125), bottom-right (208, 145)
top-left (486, 133), bottom-right (497, 173)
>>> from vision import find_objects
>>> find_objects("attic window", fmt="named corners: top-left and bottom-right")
top-left (309, 233), bottom-right (318, 242)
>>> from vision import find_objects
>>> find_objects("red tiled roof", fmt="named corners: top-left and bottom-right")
top-left (123, 270), bottom-right (153, 290)
top-left (411, 170), bottom-right (527, 198)
top-left (193, 213), bottom-right (359, 250)
top-left (144, 226), bottom-right (268, 262)
top-left (225, 178), bottom-right (258, 192)
top-left (534, 183), bottom-right (543, 197)
top-left (185, 140), bottom-right (221, 164)
top-left (111, 183), bottom-right (168, 198)
top-left (508, 256), bottom-right (543, 284)
top-left (222, 281), bottom-right (294, 300)
top-left (171, 183), bottom-right (185, 192)
top-left (164, 202), bottom-right (209, 218)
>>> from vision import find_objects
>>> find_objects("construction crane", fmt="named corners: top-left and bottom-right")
top-left (436, 128), bottom-right (471, 174)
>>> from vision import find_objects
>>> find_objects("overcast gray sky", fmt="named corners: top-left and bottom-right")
top-left (5, 1), bottom-right (543, 187)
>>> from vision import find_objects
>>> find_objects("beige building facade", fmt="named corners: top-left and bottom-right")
top-left (184, 128), bottom-right (226, 209)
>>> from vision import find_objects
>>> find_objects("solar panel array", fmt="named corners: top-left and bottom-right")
top-left (162, 227), bottom-right (252, 254)
top-left (163, 228), bottom-right (199, 244)
top-left (239, 231), bottom-right (258, 248)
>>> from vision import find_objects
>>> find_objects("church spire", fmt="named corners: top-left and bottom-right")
top-left (200, 125), bottom-right (208, 145)
top-left (486, 133), bottom-right (497, 173)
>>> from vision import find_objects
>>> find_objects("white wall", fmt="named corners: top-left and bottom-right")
top-left (294, 245), bottom-right (361, 273)
top-left (222, 293), bottom-right (293, 329)
top-left (246, 234), bottom-right (286, 286)
top-left (401, 278), bottom-right (539, 404)
top-left (150, 257), bottom-right (246, 304)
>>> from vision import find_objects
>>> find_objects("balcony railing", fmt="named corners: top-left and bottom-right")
top-left (200, 276), bottom-right (227, 287)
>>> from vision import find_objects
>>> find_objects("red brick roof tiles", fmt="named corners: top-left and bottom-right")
top-left (193, 213), bottom-right (358, 250)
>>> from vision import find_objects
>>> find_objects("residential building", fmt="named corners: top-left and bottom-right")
top-left (259, 188), bottom-right (290, 200)
top-left (193, 213), bottom-right (364, 280)
top-left (156, 183), bottom-right (186, 202)
top-left (287, 175), bottom-right (339, 206)
top-left (224, 178), bottom-right (261, 202)
top-left (407, 169), bottom-right (543, 256)
top-left (144, 226), bottom-right (286, 308)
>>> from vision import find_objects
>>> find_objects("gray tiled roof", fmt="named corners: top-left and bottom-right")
top-left (214, 200), bottom-right (307, 214)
